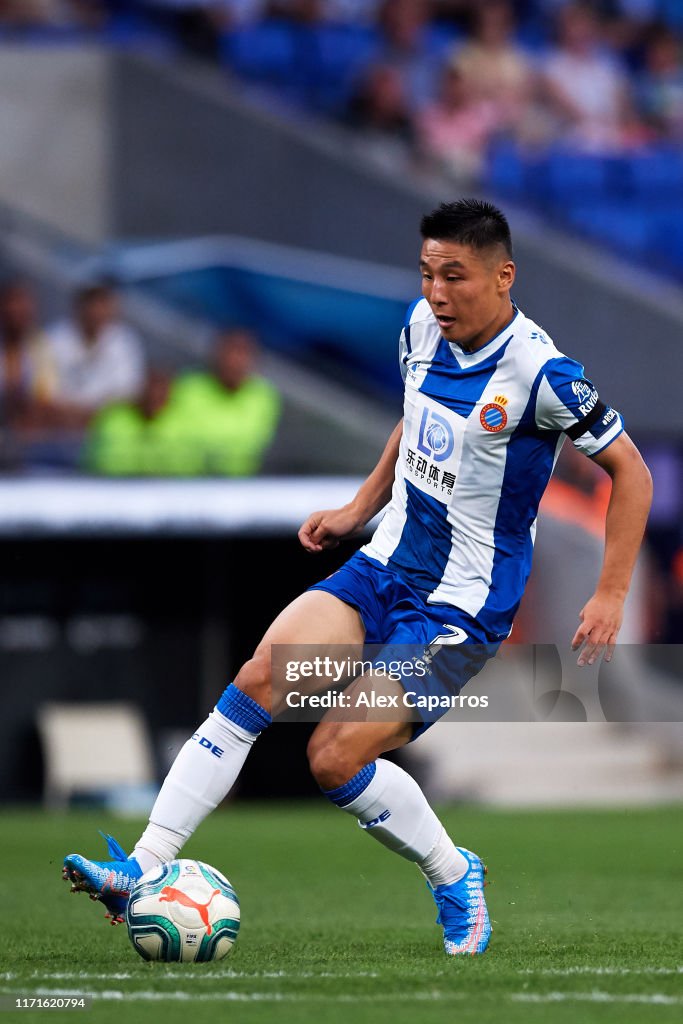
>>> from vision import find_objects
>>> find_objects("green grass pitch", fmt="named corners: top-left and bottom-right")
top-left (0, 803), bottom-right (681, 1024)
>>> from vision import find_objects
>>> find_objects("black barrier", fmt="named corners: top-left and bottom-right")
top-left (0, 535), bottom-right (356, 801)
top-left (2, 536), bottom-right (681, 802)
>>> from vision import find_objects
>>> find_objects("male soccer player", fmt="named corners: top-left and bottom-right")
top-left (63, 200), bottom-right (652, 955)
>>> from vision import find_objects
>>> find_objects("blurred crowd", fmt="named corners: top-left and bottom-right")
top-left (0, 280), bottom-right (281, 476)
top-left (338, 0), bottom-right (683, 178)
top-left (3, 3), bottom-right (683, 180)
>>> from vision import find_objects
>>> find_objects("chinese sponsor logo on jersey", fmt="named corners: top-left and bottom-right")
top-left (405, 396), bottom-right (465, 501)
top-left (480, 394), bottom-right (508, 432)
top-left (417, 407), bottom-right (455, 462)
top-left (571, 379), bottom-right (599, 416)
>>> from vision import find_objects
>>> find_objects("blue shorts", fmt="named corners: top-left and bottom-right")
top-left (308, 551), bottom-right (500, 738)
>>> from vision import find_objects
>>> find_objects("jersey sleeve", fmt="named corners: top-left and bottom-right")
top-left (399, 296), bottom-right (424, 383)
top-left (399, 327), bottom-right (409, 382)
top-left (535, 356), bottom-right (624, 457)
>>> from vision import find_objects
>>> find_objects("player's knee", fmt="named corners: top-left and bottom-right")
top-left (233, 652), bottom-right (272, 713)
top-left (307, 730), bottom-right (360, 791)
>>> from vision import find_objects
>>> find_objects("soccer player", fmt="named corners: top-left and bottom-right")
top-left (63, 200), bottom-right (652, 955)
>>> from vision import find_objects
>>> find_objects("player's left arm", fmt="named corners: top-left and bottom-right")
top-left (571, 432), bottom-right (653, 665)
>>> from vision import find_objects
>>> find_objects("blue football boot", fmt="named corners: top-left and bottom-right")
top-left (428, 847), bottom-right (491, 955)
top-left (62, 833), bottom-right (143, 925)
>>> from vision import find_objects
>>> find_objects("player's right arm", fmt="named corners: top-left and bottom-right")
top-left (298, 418), bottom-right (403, 553)
top-left (535, 354), bottom-right (651, 663)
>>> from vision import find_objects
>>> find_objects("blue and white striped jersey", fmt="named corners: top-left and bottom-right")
top-left (361, 299), bottom-right (624, 639)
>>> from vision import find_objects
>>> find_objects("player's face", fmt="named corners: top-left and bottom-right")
top-left (420, 239), bottom-right (515, 352)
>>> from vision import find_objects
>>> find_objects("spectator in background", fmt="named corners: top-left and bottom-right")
top-left (605, 0), bottom-right (683, 36)
top-left (171, 328), bottom-right (281, 476)
top-left (321, 0), bottom-right (382, 23)
top-left (669, 543), bottom-right (683, 642)
top-left (0, 281), bottom-right (56, 431)
top-left (144, 0), bottom-right (268, 29)
top-left (87, 367), bottom-right (206, 477)
top-left (454, 1), bottom-right (533, 131)
top-left (635, 24), bottom-right (683, 141)
top-left (542, 2), bottom-right (640, 149)
top-left (345, 63), bottom-right (415, 155)
top-left (223, 0), bottom-right (268, 22)
top-left (270, 0), bottom-right (381, 23)
top-left (211, 0), bottom-right (268, 28)
top-left (270, 0), bottom-right (322, 21)
top-left (417, 65), bottom-right (503, 181)
top-left (0, 1), bottom-right (104, 28)
top-left (372, 0), bottom-right (445, 111)
top-left (46, 283), bottom-right (145, 429)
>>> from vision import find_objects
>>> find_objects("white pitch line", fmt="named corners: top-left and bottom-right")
top-left (4, 985), bottom-right (683, 1006)
top-left (512, 991), bottom-right (683, 1006)
top-left (8, 988), bottom-right (463, 1004)
top-left (518, 966), bottom-right (683, 977)
top-left (4, 966), bottom-right (680, 982)
top-left (0, 970), bottom-right (379, 982)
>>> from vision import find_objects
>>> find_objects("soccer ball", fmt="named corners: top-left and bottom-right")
top-left (126, 859), bottom-right (240, 962)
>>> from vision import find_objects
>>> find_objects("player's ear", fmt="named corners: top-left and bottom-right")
top-left (497, 259), bottom-right (515, 292)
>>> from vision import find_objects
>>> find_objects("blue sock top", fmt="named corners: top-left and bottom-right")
top-left (217, 683), bottom-right (272, 735)
top-left (322, 762), bottom-right (377, 807)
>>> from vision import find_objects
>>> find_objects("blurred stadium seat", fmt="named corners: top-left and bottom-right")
top-left (220, 20), bottom-right (300, 91)
top-left (544, 150), bottom-right (610, 200)
top-left (628, 149), bottom-right (683, 198)
top-left (37, 701), bottom-right (154, 810)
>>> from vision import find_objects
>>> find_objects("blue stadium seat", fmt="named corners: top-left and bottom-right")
top-left (484, 141), bottom-right (526, 196)
top-left (304, 23), bottom-right (377, 113)
top-left (311, 23), bottom-right (377, 80)
top-left (97, 13), bottom-right (177, 54)
top-left (221, 16), bottom-right (459, 114)
top-left (564, 202), bottom-right (654, 257)
top-left (422, 23), bottom-right (461, 56)
top-left (660, 0), bottom-right (683, 30)
top-left (543, 151), bottom-right (609, 200)
top-left (600, 156), bottom-right (634, 200)
top-left (628, 150), bottom-right (683, 199)
top-left (651, 208), bottom-right (683, 274)
top-left (221, 21), bottom-right (298, 87)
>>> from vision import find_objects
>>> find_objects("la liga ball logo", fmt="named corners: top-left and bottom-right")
top-left (480, 395), bottom-right (508, 432)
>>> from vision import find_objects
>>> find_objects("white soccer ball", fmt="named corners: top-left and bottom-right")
top-left (126, 858), bottom-right (240, 962)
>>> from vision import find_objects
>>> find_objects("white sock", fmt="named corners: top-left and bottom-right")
top-left (133, 708), bottom-right (258, 869)
top-left (335, 759), bottom-right (467, 884)
top-left (417, 827), bottom-right (467, 887)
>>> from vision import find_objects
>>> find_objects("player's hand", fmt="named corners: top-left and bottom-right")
top-left (298, 505), bottom-right (366, 553)
top-left (571, 590), bottom-right (625, 666)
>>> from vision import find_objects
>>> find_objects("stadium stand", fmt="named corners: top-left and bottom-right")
top-left (0, 0), bottom-right (681, 811)
top-left (94, 1), bottom-right (683, 280)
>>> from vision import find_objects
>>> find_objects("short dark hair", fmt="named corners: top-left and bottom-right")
top-left (420, 199), bottom-right (513, 258)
